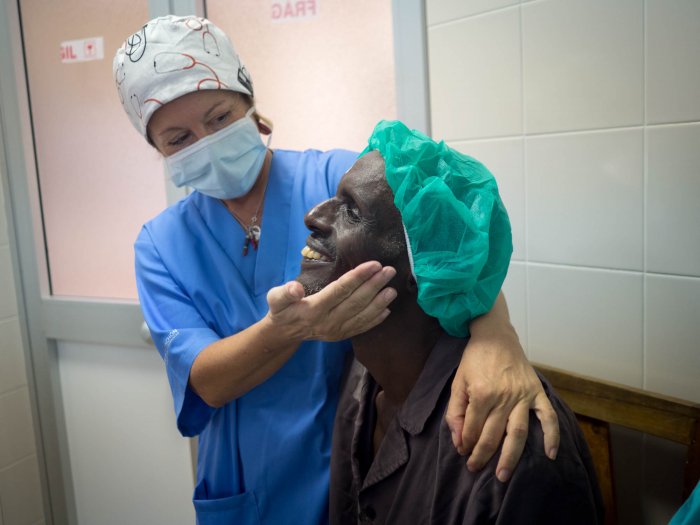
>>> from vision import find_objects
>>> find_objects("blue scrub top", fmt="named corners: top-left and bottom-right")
top-left (135, 149), bottom-right (358, 525)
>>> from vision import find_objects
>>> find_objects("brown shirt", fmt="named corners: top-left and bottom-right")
top-left (329, 334), bottom-right (604, 525)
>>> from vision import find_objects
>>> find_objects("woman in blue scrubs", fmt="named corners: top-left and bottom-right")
top-left (114, 15), bottom-right (560, 525)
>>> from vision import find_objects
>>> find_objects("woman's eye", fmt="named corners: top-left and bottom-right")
top-left (168, 132), bottom-right (190, 146)
top-left (213, 111), bottom-right (231, 125)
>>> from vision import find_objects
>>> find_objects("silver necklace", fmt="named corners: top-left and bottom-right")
top-left (226, 182), bottom-right (266, 256)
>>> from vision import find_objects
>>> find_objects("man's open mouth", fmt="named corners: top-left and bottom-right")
top-left (301, 245), bottom-right (332, 262)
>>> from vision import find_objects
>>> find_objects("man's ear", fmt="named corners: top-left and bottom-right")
top-left (406, 273), bottom-right (418, 295)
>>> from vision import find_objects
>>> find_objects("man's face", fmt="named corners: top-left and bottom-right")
top-left (297, 151), bottom-right (407, 295)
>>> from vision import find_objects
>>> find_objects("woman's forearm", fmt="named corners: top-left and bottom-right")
top-left (189, 262), bottom-right (397, 408)
top-left (189, 314), bottom-right (303, 408)
top-left (470, 291), bottom-right (519, 343)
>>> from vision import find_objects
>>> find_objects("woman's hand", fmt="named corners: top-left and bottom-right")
top-left (444, 293), bottom-right (560, 483)
top-left (266, 261), bottom-right (397, 343)
top-left (190, 261), bottom-right (396, 407)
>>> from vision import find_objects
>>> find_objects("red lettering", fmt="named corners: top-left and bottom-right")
top-left (271, 0), bottom-right (316, 20)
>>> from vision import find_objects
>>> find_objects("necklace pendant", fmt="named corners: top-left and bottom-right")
top-left (248, 225), bottom-right (261, 251)
top-left (242, 225), bottom-right (261, 256)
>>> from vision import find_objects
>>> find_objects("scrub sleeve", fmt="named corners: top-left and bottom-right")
top-left (135, 149), bottom-right (357, 525)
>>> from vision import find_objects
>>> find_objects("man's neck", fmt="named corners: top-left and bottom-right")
top-left (350, 302), bottom-right (443, 407)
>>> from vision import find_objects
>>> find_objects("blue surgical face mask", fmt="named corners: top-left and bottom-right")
top-left (165, 107), bottom-right (267, 200)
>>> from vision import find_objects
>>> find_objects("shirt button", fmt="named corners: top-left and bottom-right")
top-left (359, 506), bottom-right (376, 522)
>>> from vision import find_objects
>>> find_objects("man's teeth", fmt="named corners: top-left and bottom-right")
top-left (301, 245), bottom-right (330, 262)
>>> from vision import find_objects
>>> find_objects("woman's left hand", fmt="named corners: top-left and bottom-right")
top-left (444, 293), bottom-right (560, 483)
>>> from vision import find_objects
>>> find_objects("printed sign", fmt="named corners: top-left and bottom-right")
top-left (60, 37), bottom-right (104, 63)
top-left (271, 0), bottom-right (318, 22)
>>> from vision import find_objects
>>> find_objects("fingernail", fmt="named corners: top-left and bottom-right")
top-left (383, 288), bottom-right (397, 302)
top-left (496, 468), bottom-right (511, 482)
top-left (547, 447), bottom-right (558, 460)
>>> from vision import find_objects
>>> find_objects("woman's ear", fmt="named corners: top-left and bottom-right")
top-left (255, 113), bottom-right (273, 135)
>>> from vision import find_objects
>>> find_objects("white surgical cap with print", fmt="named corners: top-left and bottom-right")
top-left (113, 15), bottom-right (253, 137)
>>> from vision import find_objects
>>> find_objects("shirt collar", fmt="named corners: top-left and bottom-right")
top-left (397, 333), bottom-right (467, 435)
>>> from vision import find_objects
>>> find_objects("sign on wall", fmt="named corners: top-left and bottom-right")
top-left (60, 36), bottom-right (104, 63)
top-left (271, 0), bottom-right (319, 22)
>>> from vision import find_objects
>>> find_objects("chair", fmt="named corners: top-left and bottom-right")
top-left (534, 364), bottom-right (700, 525)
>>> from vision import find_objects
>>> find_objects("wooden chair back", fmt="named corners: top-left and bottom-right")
top-left (534, 364), bottom-right (700, 525)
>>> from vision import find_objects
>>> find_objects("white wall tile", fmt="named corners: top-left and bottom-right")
top-left (450, 138), bottom-right (525, 259)
top-left (501, 261), bottom-right (528, 353)
top-left (647, 124), bottom-right (700, 277)
top-left (522, 0), bottom-right (643, 133)
top-left (428, 7), bottom-right (522, 140)
top-left (527, 129), bottom-right (643, 270)
top-left (646, 0), bottom-right (700, 124)
top-left (528, 265), bottom-right (643, 387)
top-left (0, 319), bottom-right (26, 395)
top-left (0, 456), bottom-right (44, 525)
top-left (0, 388), bottom-right (36, 470)
top-left (0, 246), bottom-right (18, 319)
top-left (645, 275), bottom-right (700, 403)
top-left (427, 0), bottom-right (519, 26)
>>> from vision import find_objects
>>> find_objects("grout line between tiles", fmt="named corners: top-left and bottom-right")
top-left (444, 120), bottom-right (700, 145)
top-left (521, 261), bottom-right (700, 281)
top-left (645, 120), bottom-right (700, 129)
top-left (642, 0), bottom-right (648, 393)
top-left (0, 452), bottom-right (36, 474)
top-left (428, 3), bottom-right (521, 30)
top-left (0, 315), bottom-right (19, 327)
top-left (519, 2), bottom-right (530, 355)
top-left (526, 261), bottom-right (643, 275)
top-left (0, 384), bottom-right (27, 401)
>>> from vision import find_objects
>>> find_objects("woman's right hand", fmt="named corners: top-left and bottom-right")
top-left (190, 262), bottom-right (396, 407)
top-left (265, 261), bottom-right (397, 342)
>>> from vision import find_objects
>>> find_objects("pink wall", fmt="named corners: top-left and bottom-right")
top-left (21, 0), bottom-right (165, 300)
top-left (21, 0), bottom-right (396, 299)
top-left (207, 0), bottom-right (397, 152)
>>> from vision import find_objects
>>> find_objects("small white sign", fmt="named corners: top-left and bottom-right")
top-left (271, 0), bottom-right (319, 23)
top-left (60, 37), bottom-right (104, 63)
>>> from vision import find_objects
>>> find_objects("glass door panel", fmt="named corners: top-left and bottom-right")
top-left (20, 0), bottom-right (166, 300)
top-left (206, 0), bottom-right (397, 152)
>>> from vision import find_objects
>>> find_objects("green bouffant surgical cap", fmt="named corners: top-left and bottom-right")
top-left (360, 120), bottom-right (512, 337)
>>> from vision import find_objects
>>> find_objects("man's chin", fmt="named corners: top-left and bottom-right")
top-left (295, 275), bottom-right (326, 297)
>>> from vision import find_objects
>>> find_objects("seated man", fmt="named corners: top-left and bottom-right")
top-left (297, 120), bottom-right (604, 525)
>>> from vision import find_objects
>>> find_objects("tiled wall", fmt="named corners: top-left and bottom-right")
top-left (0, 174), bottom-right (44, 522)
top-left (427, 0), bottom-right (699, 522)
top-left (427, 0), bottom-right (700, 398)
